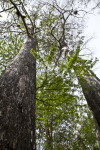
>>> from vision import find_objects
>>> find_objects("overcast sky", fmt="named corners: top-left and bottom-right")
top-left (84, 10), bottom-right (100, 77)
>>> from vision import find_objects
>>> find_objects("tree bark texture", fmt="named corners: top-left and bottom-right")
top-left (0, 36), bottom-right (36, 150)
top-left (77, 74), bottom-right (100, 148)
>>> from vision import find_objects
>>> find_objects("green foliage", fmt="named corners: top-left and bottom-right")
top-left (0, 31), bottom-right (23, 74)
top-left (65, 40), bottom-right (98, 79)
top-left (36, 43), bottom-right (99, 149)
top-left (31, 48), bottom-right (39, 59)
top-left (35, 34), bottom-right (99, 149)
top-left (47, 40), bottom-right (58, 63)
top-left (35, 4), bottom-right (99, 149)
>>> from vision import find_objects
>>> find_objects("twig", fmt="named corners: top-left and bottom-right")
top-left (36, 98), bottom-right (51, 106)
top-left (0, 7), bottom-right (14, 13)
top-left (0, 3), bottom-right (21, 13)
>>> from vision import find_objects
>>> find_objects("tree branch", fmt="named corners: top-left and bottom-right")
top-left (9, 0), bottom-right (30, 36)
top-left (19, 0), bottom-right (35, 35)
top-left (36, 98), bottom-right (52, 106)
top-left (0, 7), bottom-right (14, 13)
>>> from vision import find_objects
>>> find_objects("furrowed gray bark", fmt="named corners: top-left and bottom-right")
top-left (77, 74), bottom-right (100, 148)
top-left (0, 36), bottom-right (36, 150)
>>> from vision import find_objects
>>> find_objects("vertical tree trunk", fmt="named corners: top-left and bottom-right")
top-left (77, 73), bottom-right (100, 147)
top-left (0, 36), bottom-right (36, 150)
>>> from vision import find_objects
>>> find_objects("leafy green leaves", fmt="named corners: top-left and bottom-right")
top-left (0, 31), bottom-right (23, 74)
top-left (47, 40), bottom-right (58, 63)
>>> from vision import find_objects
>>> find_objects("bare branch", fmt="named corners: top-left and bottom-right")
top-left (9, 0), bottom-right (30, 36)
top-left (0, 6), bottom-right (14, 13)
top-left (19, 0), bottom-right (35, 35)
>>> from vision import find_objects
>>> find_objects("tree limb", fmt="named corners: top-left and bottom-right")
top-left (9, 0), bottom-right (30, 36)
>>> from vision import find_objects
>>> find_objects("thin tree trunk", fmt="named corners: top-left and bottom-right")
top-left (0, 36), bottom-right (36, 150)
top-left (76, 73), bottom-right (100, 147)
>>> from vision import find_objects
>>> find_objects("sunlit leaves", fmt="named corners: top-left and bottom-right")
top-left (46, 40), bottom-right (58, 64)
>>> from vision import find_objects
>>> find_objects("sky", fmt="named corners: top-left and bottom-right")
top-left (84, 9), bottom-right (100, 78)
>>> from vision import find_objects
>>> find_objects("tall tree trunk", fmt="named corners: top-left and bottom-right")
top-left (76, 73), bottom-right (100, 147)
top-left (0, 36), bottom-right (36, 150)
